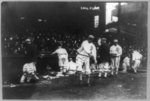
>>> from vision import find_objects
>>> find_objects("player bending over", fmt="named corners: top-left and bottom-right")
top-left (51, 44), bottom-right (69, 75)
top-left (121, 54), bottom-right (130, 73)
top-left (76, 35), bottom-right (97, 86)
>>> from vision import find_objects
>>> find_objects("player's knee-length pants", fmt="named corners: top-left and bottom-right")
top-left (132, 60), bottom-right (141, 70)
top-left (58, 55), bottom-right (68, 67)
top-left (110, 56), bottom-right (121, 71)
top-left (76, 54), bottom-right (91, 74)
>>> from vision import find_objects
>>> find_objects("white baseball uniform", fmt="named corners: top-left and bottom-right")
top-left (20, 62), bottom-right (39, 83)
top-left (98, 62), bottom-right (110, 73)
top-left (122, 56), bottom-right (130, 72)
top-left (110, 44), bottom-right (122, 74)
top-left (53, 48), bottom-right (68, 67)
top-left (66, 60), bottom-right (77, 74)
top-left (76, 40), bottom-right (97, 74)
top-left (132, 50), bottom-right (142, 72)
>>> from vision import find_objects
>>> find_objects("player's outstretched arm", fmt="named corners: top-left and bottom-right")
top-left (51, 51), bottom-right (57, 55)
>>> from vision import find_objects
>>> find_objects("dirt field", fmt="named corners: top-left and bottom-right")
top-left (3, 71), bottom-right (147, 100)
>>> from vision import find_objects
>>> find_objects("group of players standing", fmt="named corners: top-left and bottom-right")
top-left (20, 35), bottom-right (143, 86)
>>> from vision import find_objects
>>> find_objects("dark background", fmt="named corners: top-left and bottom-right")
top-left (1, 2), bottom-right (105, 34)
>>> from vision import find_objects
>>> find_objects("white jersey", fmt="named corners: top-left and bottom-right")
top-left (123, 57), bottom-right (130, 66)
top-left (110, 44), bottom-right (122, 57)
top-left (67, 60), bottom-right (77, 71)
top-left (53, 47), bottom-right (68, 67)
top-left (132, 51), bottom-right (142, 61)
top-left (98, 62), bottom-right (110, 72)
top-left (53, 48), bottom-right (68, 59)
top-left (77, 40), bottom-right (97, 60)
top-left (23, 62), bottom-right (36, 74)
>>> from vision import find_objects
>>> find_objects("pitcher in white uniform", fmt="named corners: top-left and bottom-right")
top-left (76, 35), bottom-right (97, 86)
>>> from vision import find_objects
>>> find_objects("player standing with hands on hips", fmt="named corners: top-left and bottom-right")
top-left (76, 35), bottom-right (97, 86)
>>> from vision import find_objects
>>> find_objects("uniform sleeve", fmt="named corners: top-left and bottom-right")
top-left (92, 44), bottom-right (97, 59)
top-left (132, 52), bottom-right (135, 61)
top-left (52, 49), bottom-right (58, 54)
top-left (91, 44), bottom-right (97, 63)
top-left (33, 64), bottom-right (36, 72)
top-left (77, 41), bottom-right (84, 53)
top-left (23, 64), bottom-right (27, 72)
top-left (110, 46), bottom-right (113, 54)
top-left (117, 45), bottom-right (122, 56)
top-left (64, 49), bottom-right (68, 56)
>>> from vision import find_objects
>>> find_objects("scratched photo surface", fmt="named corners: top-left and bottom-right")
top-left (1, 1), bottom-right (148, 100)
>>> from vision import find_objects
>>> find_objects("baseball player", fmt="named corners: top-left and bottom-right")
top-left (110, 39), bottom-right (122, 75)
top-left (51, 45), bottom-right (69, 75)
top-left (122, 54), bottom-right (130, 73)
top-left (76, 35), bottom-right (97, 86)
top-left (66, 58), bottom-right (78, 75)
top-left (20, 62), bottom-right (39, 83)
top-left (131, 50), bottom-right (143, 73)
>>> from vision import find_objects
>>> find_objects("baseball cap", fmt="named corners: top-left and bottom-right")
top-left (88, 35), bottom-right (95, 39)
top-left (25, 37), bottom-right (33, 42)
top-left (25, 38), bottom-right (31, 42)
top-left (113, 39), bottom-right (118, 43)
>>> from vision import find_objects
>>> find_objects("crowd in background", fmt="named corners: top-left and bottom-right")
top-left (2, 30), bottom-right (147, 67)
top-left (1, 30), bottom-right (147, 84)
top-left (2, 31), bottom-right (89, 57)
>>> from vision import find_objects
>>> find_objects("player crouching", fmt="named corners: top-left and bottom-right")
top-left (20, 61), bottom-right (39, 83)
top-left (65, 58), bottom-right (78, 75)
top-left (121, 54), bottom-right (130, 73)
top-left (97, 62), bottom-right (111, 78)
